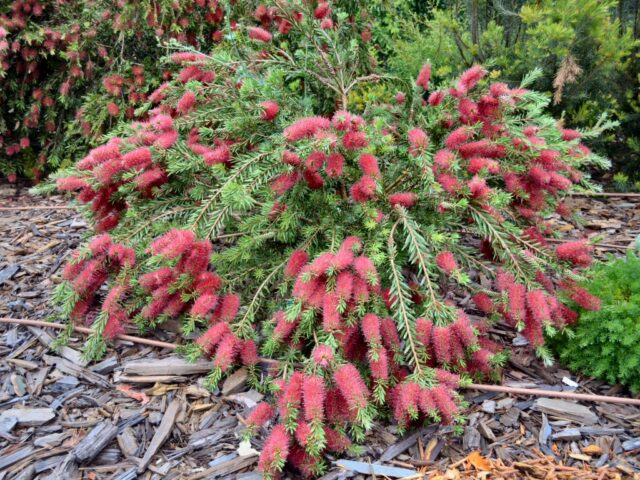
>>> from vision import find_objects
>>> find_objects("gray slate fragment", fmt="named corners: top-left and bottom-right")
top-left (0, 407), bottom-right (54, 426)
top-left (336, 460), bottom-right (417, 478)
top-left (551, 428), bottom-right (581, 441)
top-left (622, 438), bottom-right (640, 451)
top-left (0, 265), bottom-right (19, 284)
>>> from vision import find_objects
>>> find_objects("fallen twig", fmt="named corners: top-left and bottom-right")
top-left (0, 205), bottom-right (74, 211)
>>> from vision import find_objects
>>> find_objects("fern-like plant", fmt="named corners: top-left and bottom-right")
top-left (44, 1), bottom-right (608, 477)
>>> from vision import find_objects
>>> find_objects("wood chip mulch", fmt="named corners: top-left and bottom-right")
top-left (1, 182), bottom-right (639, 479)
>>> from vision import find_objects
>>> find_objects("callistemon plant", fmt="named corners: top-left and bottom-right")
top-left (48, 0), bottom-right (608, 477)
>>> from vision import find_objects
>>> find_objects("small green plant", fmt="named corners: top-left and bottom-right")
top-left (552, 253), bottom-right (640, 393)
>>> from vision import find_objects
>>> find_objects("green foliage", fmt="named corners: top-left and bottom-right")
top-left (552, 253), bottom-right (640, 393)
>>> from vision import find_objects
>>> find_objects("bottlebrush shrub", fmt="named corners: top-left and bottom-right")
top-left (551, 253), bottom-right (640, 394)
top-left (47, 0), bottom-right (609, 477)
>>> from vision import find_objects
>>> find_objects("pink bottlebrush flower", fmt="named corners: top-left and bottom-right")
top-left (434, 149), bottom-right (455, 170)
top-left (312, 344), bottom-right (334, 367)
top-left (395, 92), bottom-right (406, 104)
top-left (334, 363), bottom-right (369, 411)
top-left (472, 292), bottom-right (495, 314)
top-left (408, 128), bottom-right (428, 150)
top-left (468, 175), bottom-right (491, 199)
top-left (415, 317), bottom-right (433, 347)
top-left (121, 147), bottom-right (152, 171)
top-left (325, 427), bottom-right (351, 453)
top-left (394, 382), bottom-right (421, 424)
top-left (331, 248), bottom-right (354, 271)
top-left (559, 280), bottom-right (601, 311)
top-left (73, 259), bottom-right (102, 295)
top-left (292, 270), bottom-right (323, 302)
top-left (314, 2), bottom-right (331, 18)
top-left (548, 171), bottom-right (573, 191)
top-left (507, 283), bottom-right (527, 322)
top-left (561, 129), bottom-right (581, 141)
top-left (326, 153), bottom-right (345, 177)
top-left (88, 234), bottom-right (113, 255)
top-left (458, 98), bottom-right (479, 124)
top-left (148, 82), bottom-right (170, 103)
top-left (216, 293), bottom-right (240, 322)
top-left (283, 116), bottom-right (331, 142)
top-left (162, 294), bottom-right (187, 318)
top-left (555, 240), bottom-right (592, 267)
top-left (380, 317), bottom-right (401, 351)
top-left (285, 250), bottom-right (309, 279)
top-left (305, 151), bottom-right (326, 172)
top-left (335, 271), bottom-right (354, 302)
top-left (271, 171), bottom-right (300, 196)
top-left (213, 333), bottom-right (239, 371)
top-left (203, 144), bottom-right (231, 165)
top-left (322, 292), bottom-right (342, 332)
top-left (428, 90), bottom-right (446, 106)
top-left (526, 289), bottom-right (551, 324)
top-left (361, 313), bottom-right (381, 344)
top-left (419, 388), bottom-right (436, 415)
top-left (452, 313), bottom-right (476, 347)
top-left (495, 269), bottom-right (515, 292)
top-left (246, 402), bottom-right (274, 429)
top-left (331, 110), bottom-right (352, 131)
top-left (445, 127), bottom-right (471, 150)
top-left (273, 310), bottom-right (299, 341)
top-left (239, 339), bottom-right (259, 366)
top-left (260, 100), bottom-right (279, 121)
top-left (248, 26), bottom-right (272, 43)
top-left (458, 139), bottom-right (504, 159)
top-left (258, 424), bottom-right (290, 474)
top-left (468, 157), bottom-right (499, 175)
top-left (176, 90), bottom-right (196, 114)
top-left (359, 153), bottom-right (380, 178)
top-left (303, 169), bottom-right (324, 189)
top-left (342, 130), bottom-right (368, 150)
top-left (535, 271), bottom-right (555, 294)
top-left (437, 173), bottom-right (461, 194)
top-left (469, 348), bottom-right (493, 375)
top-left (489, 82), bottom-right (509, 97)
top-left (102, 285), bottom-right (126, 314)
top-left (309, 252), bottom-right (334, 276)
top-left (294, 421), bottom-right (311, 447)
top-left (57, 176), bottom-right (89, 191)
top-left (95, 158), bottom-right (124, 185)
top-left (177, 240), bottom-right (211, 275)
top-left (320, 18), bottom-right (334, 29)
top-left (341, 236), bottom-right (363, 253)
top-left (529, 166), bottom-right (550, 186)
top-left (436, 251), bottom-right (457, 273)
top-left (282, 150), bottom-right (301, 166)
top-left (388, 192), bottom-right (417, 208)
top-left (503, 172), bottom-right (525, 195)
top-left (457, 65), bottom-right (487, 93)
top-left (435, 369), bottom-right (461, 390)
top-left (154, 130), bottom-right (179, 149)
top-left (150, 114), bottom-right (174, 131)
top-left (350, 175), bottom-right (377, 203)
top-left (432, 326), bottom-right (452, 364)
top-left (303, 375), bottom-right (326, 421)
top-left (103, 310), bottom-right (127, 340)
top-left (190, 293), bottom-right (219, 317)
top-left (369, 346), bottom-right (389, 380)
top-left (268, 201), bottom-right (287, 221)
top-left (523, 310), bottom-right (544, 347)
top-left (197, 321), bottom-right (231, 356)
top-left (193, 272), bottom-right (222, 294)
top-left (150, 229), bottom-right (196, 259)
top-left (139, 267), bottom-right (174, 291)
top-left (353, 256), bottom-right (378, 285)
top-left (107, 102), bottom-right (120, 116)
top-left (431, 385), bottom-right (458, 423)
top-left (416, 63), bottom-right (431, 90)
top-left (278, 371), bottom-right (304, 418)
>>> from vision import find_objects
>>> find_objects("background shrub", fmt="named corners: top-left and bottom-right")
top-left (552, 253), bottom-right (640, 393)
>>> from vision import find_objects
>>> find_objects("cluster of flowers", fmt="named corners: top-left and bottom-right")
top-left (62, 234), bottom-right (135, 338)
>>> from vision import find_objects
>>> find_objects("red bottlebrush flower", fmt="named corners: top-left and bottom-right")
top-left (334, 363), bottom-right (369, 411)
top-left (560, 280), bottom-right (601, 311)
top-left (248, 26), bottom-right (272, 43)
top-left (57, 176), bottom-right (89, 192)
top-left (331, 110), bottom-right (352, 131)
top-left (468, 348), bottom-right (493, 375)
top-left (312, 344), bottom-right (334, 367)
top-left (561, 128), bottom-right (581, 141)
top-left (350, 175), bottom-right (377, 202)
top-left (472, 292), bottom-right (495, 314)
top-left (326, 153), bottom-right (345, 177)
top-left (121, 147), bottom-right (152, 171)
top-left (468, 157), bottom-right (499, 175)
top-left (331, 248), bottom-right (354, 271)
top-left (283, 116), bottom-right (330, 142)
top-left (416, 63), bottom-right (432, 90)
top-left (436, 251), bottom-right (457, 273)
top-left (388, 192), bottom-right (417, 208)
top-left (150, 229), bottom-right (195, 259)
top-left (459, 139), bottom-right (504, 159)
top-left (335, 271), bottom-right (354, 302)
top-left (496, 269), bottom-right (515, 292)
top-left (246, 402), bottom-right (273, 429)
top-left (321, 18), bottom-right (334, 29)
top-left (380, 317), bottom-right (401, 351)
top-left (428, 90), bottom-right (446, 106)
top-left (103, 310), bottom-right (127, 340)
top-left (282, 150), bottom-right (301, 166)
top-left (309, 252), bottom-right (334, 276)
top-left (268, 201), bottom-right (287, 221)
top-left (303, 375), bottom-right (326, 422)
top-left (197, 321), bottom-right (231, 356)
top-left (507, 283), bottom-right (527, 322)
top-left (432, 326), bottom-right (452, 364)
top-left (358, 153), bottom-right (380, 178)
top-left (294, 421), bottom-right (311, 447)
top-left (341, 236), bottom-right (363, 253)
top-left (292, 270), bottom-right (323, 302)
top-left (325, 427), bottom-right (351, 453)
top-left (415, 317), bottom-right (433, 347)
top-left (271, 171), bottom-right (300, 196)
top-left (353, 255), bottom-right (378, 285)
top-left (154, 130), bottom-right (178, 149)
top-left (452, 313), bottom-right (476, 347)
top-left (342, 130), bottom-right (368, 150)
top-left (107, 102), bottom-right (120, 116)
top-left (458, 98), bottom-right (479, 124)
top-left (395, 92), bottom-right (406, 104)
top-left (190, 293), bottom-right (218, 318)
top-left (213, 333), bottom-right (239, 371)
top-left (437, 173), bottom-right (461, 194)
top-left (203, 144), bottom-right (231, 165)
top-left (535, 271), bottom-right (555, 294)
top-left (408, 128), bottom-right (428, 151)
top-left (548, 172), bottom-right (572, 191)
top-left (529, 166), bottom-right (550, 186)
top-left (322, 292), bottom-right (342, 332)
top-left (526, 289), bottom-right (551, 324)
top-left (393, 382), bottom-right (421, 425)
top-left (176, 90), bottom-right (196, 114)
top-left (431, 385), bottom-right (458, 423)
top-left (260, 100), bottom-right (279, 121)
top-left (419, 388), bottom-right (436, 415)
top-left (305, 151), bottom-right (326, 172)
top-left (285, 250), bottom-right (309, 279)
top-left (457, 65), bottom-right (487, 93)
top-left (361, 313), bottom-right (381, 344)
top-left (239, 339), bottom-right (259, 366)
top-left (258, 424), bottom-right (290, 474)
top-left (314, 2), bottom-right (331, 18)
top-left (435, 369), bottom-right (461, 390)
top-left (278, 371), bottom-right (304, 416)
top-left (88, 234), bottom-right (113, 255)
top-left (468, 175), bottom-right (491, 199)
top-left (369, 346), bottom-right (389, 380)
top-left (555, 240), bottom-right (592, 267)
top-left (273, 310), bottom-right (299, 341)
top-left (433, 149), bottom-right (455, 170)
top-left (445, 128), bottom-right (470, 151)
top-left (139, 267), bottom-right (174, 291)
top-left (302, 169), bottom-right (324, 189)
top-left (217, 293), bottom-right (240, 322)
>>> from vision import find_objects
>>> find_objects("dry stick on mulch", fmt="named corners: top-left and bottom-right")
top-left (3, 316), bottom-right (640, 407)
top-left (0, 206), bottom-right (75, 211)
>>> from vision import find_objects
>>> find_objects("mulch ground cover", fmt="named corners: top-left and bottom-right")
top-left (1, 181), bottom-right (639, 479)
